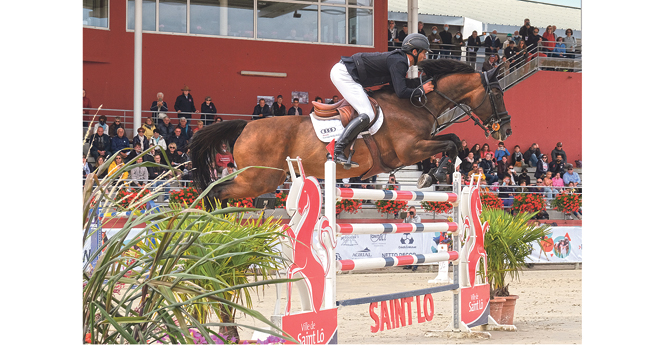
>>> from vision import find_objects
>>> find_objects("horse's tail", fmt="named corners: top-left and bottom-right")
top-left (189, 119), bottom-right (248, 194)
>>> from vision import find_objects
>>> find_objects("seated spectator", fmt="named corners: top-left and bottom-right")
top-left (552, 37), bottom-right (566, 58)
top-left (288, 98), bottom-right (304, 115)
top-left (141, 117), bottom-right (156, 140)
top-left (130, 156), bottom-right (149, 188)
top-left (93, 156), bottom-right (107, 179)
top-left (200, 96), bottom-right (217, 125)
top-left (510, 145), bottom-right (524, 167)
top-left (385, 174), bottom-right (400, 190)
top-left (221, 162), bottom-right (237, 179)
top-left (271, 95), bottom-right (287, 116)
top-left (551, 142), bottom-right (567, 162)
top-left (469, 144), bottom-right (481, 162)
top-left (541, 175), bottom-right (554, 203)
top-left (192, 120), bottom-right (204, 136)
top-left (496, 155), bottom-right (510, 178)
top-left (518, 168), bottom-right (531, 186)
top-left (214, 142), bottom-right (235, 169)
top-left (214, 115), bottom-right (223, 123)
top-left (168, 127), bottom-right (188, 155)
top-left (132, 127), bottom-right (150, 151)
top-left (480, 143), bottom-right (495, 163)
top-left (504, 163), bottom-right (518, 185)
top-left (330, 95), bottom-right (339, 104)
top-left (534, 154), bottom-right (549, 179)
top-left (150, 92), bottom-right (168, 124)
top-left (478, 153), bottom-right (497, 184)
top-left (482, 54), bottom-right (498, 72)
top-left (457, 140), bottom-right (470, 160)
top-left (126, 142), bottom-right (143, 162)
top-left (108, 117), bottom-right (124, 137)
top-left (460, 152), bottom-right (476, 175)
top-left (562, 164), bottom-right (581, 185)
top-left (524, 143), bottom-right (541, 167)
top-left (548, 155), bottom-right (565, 178)
top-left (466, 162), bottom-right (481, 180)
top-left (165, 143), bottom-right (184, 166)
top-left (310, 96), bottom-right (323, 114)
top-left (110, 128), bottom-right (131, 161)
top-left (499, 176), bottom-right (515, 208)
top-left (149, 154), bottom-right (172, 200)
top-left (252, 98), bottom-right (270, 120)
top-left (157, 116), bottom-right (176, 142)
top-left (494, 141), bottom-right (510, 162)
top-left (180, 161), bottom-right (194, 183)
top-left (149, 128), bottom-right (167, 154)
top-left (93, 115), bottom-right (109, 135)
top-left (90, 126), bottom-right (111, 159)
top-left (108, 155), bottom-right (129, 181)
top-left (177, 117), bottom-right (193, 141)
top-left (209, 161), bottom-right (220, 181)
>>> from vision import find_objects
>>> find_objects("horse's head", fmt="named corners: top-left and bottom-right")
top-left (474, 65), bottom-right (512, 141)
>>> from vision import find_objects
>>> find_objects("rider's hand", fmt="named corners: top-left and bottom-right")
top-left (423, 81), bottom-right (435, 94)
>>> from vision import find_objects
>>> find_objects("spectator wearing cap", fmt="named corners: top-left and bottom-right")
top-left (397, 23), bottom-right (408, 42)
top-left (563, 164), bottom-right (580, 185)
top-left (157, 116), bottom-right (176, 142)
top-left (174, 85), bottom-right (199, 119)
top-left (150, 92), bottom-right (168, 124)
top-left (551, 142), bottom-right (567, 163)
top-left (110, 127), bottom-right (131, 160)
top-left (271, 95), bottom-right (287, 116)
top-left (133, 127), bottom-right (150, 151)
top-left (200, 96), bottom-right (217, 125)
top-left (176, 117), bottom-right (194, 141)
top-left (252, 98), bottom-right (271, 120)
top-left (149, 128), bottom-right (167, 153)
top-left (287, 98), bottom-right (304, 115)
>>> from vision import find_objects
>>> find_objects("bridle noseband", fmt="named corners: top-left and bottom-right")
top-left (414, 71), bottom-right (510, 138)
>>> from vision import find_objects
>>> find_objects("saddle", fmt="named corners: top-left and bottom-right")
top-left (312, 97), bottom-right (380, 127)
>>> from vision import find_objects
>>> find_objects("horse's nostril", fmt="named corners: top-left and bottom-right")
top-left (506, 128), bottom-right (512, 136)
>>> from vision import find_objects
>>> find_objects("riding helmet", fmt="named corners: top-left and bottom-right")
top-left (401, 33), bottom-right (431, 54)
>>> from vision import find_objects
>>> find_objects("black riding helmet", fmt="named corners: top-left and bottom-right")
top-left (401, 33), bottom-right (431, 65)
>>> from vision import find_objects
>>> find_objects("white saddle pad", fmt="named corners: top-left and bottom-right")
top-left (309, 107), bottom-right (384, 143)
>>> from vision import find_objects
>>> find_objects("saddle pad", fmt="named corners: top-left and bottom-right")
top-left (310, 107), bottom-right (384, 143)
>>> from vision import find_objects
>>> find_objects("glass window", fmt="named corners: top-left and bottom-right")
top-left (159, 0), bottom-right (187, 33)
top-left (349, 0), bottom-right (373, 5)
top-left (321, 6), bottom-right (345, 44)
top-left (127, 0), bottom-right (157, 31)
top-left (257, 3), bottom-right (318, 42)
top-left (83, 0), bottom-right (108, 28)
top-left (348, 7), bottom-right (372, 45)
top-left (321, 0), bottom-right (346, 4)
top-left (190, 0), bottom-right (253, 37)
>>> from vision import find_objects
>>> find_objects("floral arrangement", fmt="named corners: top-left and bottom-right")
top-left (169, 186), bottom-right (203, 209)
top-left (115, 188), bottom-right (150, 209)
top-left (336, 198), bottom-right (363, 214)
top-left (551, 191), bottom-right (582, 213)
top-left (274, 191), bottom-right (288, 208)
top-left (511, 193), bottom-right (546, 213)
top-left (375, 199), bottom-right (408, 215)
top-left (480, 191), bottom-right (503, 210)
top-left (228, 198), bottom-right (254, 208)
top-left (420, 201), bottom-right (453, 214)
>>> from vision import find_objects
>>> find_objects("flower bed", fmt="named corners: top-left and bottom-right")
top-left (336, 198), bottom-right (362, 214)
top-left (512, 193), bottom-right (546, 213)
top-left (169, 186), bottom-right (203, 209)
top-left (420, 201), bottom-right (453, 214)
top-left (375, 199), bottom-right (408, 215)
top-left (115, 188), bottom-right (151, 209)
top-left (551, 191), bottom-right (582, 213)
top-left (480, 191), bottom-right (503, 210)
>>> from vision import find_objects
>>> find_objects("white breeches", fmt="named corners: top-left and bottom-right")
top-left (330, 62), bottom-right (376, 122)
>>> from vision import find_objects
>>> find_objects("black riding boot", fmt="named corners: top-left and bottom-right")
top-left (334, 113), bottom-right (371, 168)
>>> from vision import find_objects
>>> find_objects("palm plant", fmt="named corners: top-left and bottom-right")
top-left (82, 150), bottom-right (293, 344)
top-left (480, 209), bottom-right (551, 298)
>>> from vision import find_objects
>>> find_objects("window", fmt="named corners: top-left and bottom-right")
top-left (159, 0), bottom-right (187, 33)
top-left (127, 0), bottom-right (157, 31)
top-left (321, 6), bottom-right (345, 44)
top-left (348, 7), bottom-right (372, 45)
top-left (190, 0), bottom-right (253, 37)
top-left (257, 3), bottom-right (318, 42)
top-left (83, 0), bottom-right (109, 28)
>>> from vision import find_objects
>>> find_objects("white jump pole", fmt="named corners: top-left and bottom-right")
top-left (324, 156), bottom-right (337, 310)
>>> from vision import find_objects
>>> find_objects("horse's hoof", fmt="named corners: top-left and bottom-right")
top-left (417, 174), bottom-right (433, 189)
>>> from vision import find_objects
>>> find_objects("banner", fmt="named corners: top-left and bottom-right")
top-left (527, 226), bottom-right (582, 263)
top-left (335, 231), bottom-right (450, 263)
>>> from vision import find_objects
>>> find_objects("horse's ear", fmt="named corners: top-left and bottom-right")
top-left (487, 65), bottom-right (501, 82)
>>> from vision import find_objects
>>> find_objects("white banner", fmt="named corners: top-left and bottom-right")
top-left (527, 226), bottom-right (582, 263)
top-left (335, 231), bottom-right (450, 263)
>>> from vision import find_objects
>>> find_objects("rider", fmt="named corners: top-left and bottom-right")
top-left (330, 33), bottom-right (435, 167)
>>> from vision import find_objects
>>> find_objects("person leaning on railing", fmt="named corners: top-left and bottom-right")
top-left (564, 28), bottom-right (577, 58)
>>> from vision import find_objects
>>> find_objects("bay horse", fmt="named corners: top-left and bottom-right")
top-left (189, 59), bottom-right (512, 205)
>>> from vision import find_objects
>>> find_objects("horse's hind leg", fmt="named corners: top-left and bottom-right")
top-left (413, 137), bottom-right (461, 188)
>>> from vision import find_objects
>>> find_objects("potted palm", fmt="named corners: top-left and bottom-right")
top-left (480, 209), bottom-right (551, 325)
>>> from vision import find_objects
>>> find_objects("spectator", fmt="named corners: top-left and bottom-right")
top-left (330, 95), bottom-right (339, 104)
top-left (149, 128), bottom-right (167, 154)
top-left (126, 142), bottom-right (149, 163)
top-left (524, 143), bottom-right (541, 167)
top-left (503, 40), bottom-right (519, 70)
top-left (451, 31), bottom-right (464, 60)
top-left (157, 116), bottom-right (176, 142)
top-left (466, 162), bottom-right (482, 181)
top-left (94, 156), bottom-right (108, 179)
top-left (311, 96), bottom-right (323, 114)
top-left (427, 26), bottom-right (442, 58)
top-left (478, 153), bottom-right (497, 184)
top-left (110, 127), bottom-right (131, 160)
top-left (200, 96), bottom-right (217, 125)
top-left (513, 40), bottom-right (529, 69)
top-left (469, 143), bottom-right (481, 161)
top-left (535, 154), bottom-right (549, 179)
top-left (149, 154), bottom-right (172, 201)
top-left (252, 98), bottom-right (270, 120)
top-left (541, 175), bottom-right (554, 202)
top-left (397, 23), bottom-right (408, 42)
top-left (192, 120), bottom-right (204, 136)
top-left (496, 156), bottom-right (510, 179)
top-left (483, 30), bottom-right (502, 56)
top-left (108, 117), bottom-right (124, 137)
top-left (90, 126), bottom-right (111, 159)
top-left (564, 28), bottom-right (577, 58)
top-left (482, 54), bottom-right (498, 72)
top-left (466, 30), bottom-right (481, 67)
top-left (180, 161), bottom-right (194, 182)
top-left (214, 116), bottom-right (223, 123)
top-left (387, 20), bottom-right (398, 47)
top-left (150, 92), bottom-right (168, 124)
top-left (271, 95), bottom-right (287, 116)
top-left (494, 141), bottom-right (510, 162)
top-left (221, 162), bottom-right (237, 179)
top-left (548, 155), bottom-right (565, 178)
top-left (130, 156), bottom-right (149, 188)
top-left (519, 19), bottom-right (532, 42)
top-left (518, 167), bottom-right (531, 186)
top-left (403, 205), bottom-right (422, 271)
top-left (480, 143), bottom-right (495, 163)
top-left (457, 140), bottom-right (470, 160)
top-left (499, 176), bottom-right (515, 208)
top-left (460, 152), bottom-right (476, 175)
top-left (83, 154), bottom-right (92, 180)
top-left (174, 85), bottom-right (199, 119)
top-left (439, 24), bottom-right (453, 58)
top-left (510, 145), bottom-right (524, 167)
top-left (288, 98), bottom-right (304, 115)
top-left (512, 30), bottom-right (522, 46)
top-left (385, 174), bottom-right (400, 190)
top-left (214, 142), bottom-right (235, 169)
top-left (563, 164), bottom-right (581, 185)
top-left (165, 143), bottom-right (184, 166)
top-left (176, 117), bottom-right (194, 140)
top-left (132, 127), bottom-right (150, 151)
top-left (541, 25), bottom-right (557, 53)
top-left (526, 27), bottom-right (543, 52)
top-left (108, 155), bottom-right (129, 181)
top-left (141, 117), bottom-right (156, 140)
top-left (168, 128), bottom-right (188, 155)
top-left (417, 21), bottom-right (426, 36)
top-left (93, 115), bottom-right (109, 135)
top-left (505, 163), bottom-right (518, 185)
top-left (551, 171), bottom-right (564, 191)
top-left (552, 37), bottom-right (566, 58)
top-left (551, 142), bottom-right (567, 162)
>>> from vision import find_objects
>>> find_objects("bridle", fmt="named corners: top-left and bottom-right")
top-left (414, 71), bottom-right (511, 138)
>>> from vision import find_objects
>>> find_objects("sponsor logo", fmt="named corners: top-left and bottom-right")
top-left (336, 253), bottom-right (342, 260)
top-left (321, 127), bottom-right (337, 134)
top-left (353, 247), bottom-right (372, 258)
top-left (370, 234), bottom-right (387, 243)
top-left (341, 235), bottom-right (358, 246)
top-left (400, 233), bottom-right (415, 245)
top-left (382, 252), bottom-right (417, 257)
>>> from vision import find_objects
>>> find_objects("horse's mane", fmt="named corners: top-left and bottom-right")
top-left (417, 59), bottom-right (476, 83)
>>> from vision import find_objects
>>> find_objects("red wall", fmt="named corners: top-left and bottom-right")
top-left (447, 71), bottom-right (582, 162)
top-left (83, 1), bottom-right (388, 121)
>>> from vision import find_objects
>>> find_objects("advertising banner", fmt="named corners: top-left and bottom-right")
top-left (334, 231), bottom-right (450, 263)
top-left (527, 226), bottom-right (582, 263)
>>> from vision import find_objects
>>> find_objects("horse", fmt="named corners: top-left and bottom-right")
top-left (189, 59), bottom-right (512, 205)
